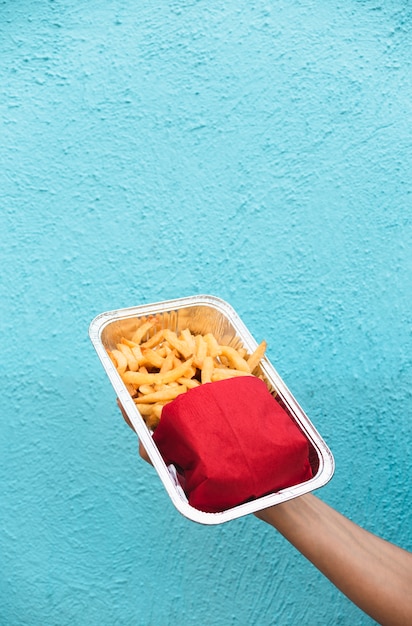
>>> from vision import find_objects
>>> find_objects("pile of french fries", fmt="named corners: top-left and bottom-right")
top-left (108, 316), bottom-right (267, 430)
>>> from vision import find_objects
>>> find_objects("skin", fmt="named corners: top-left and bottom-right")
top-left (117, 400), bottom-right (412, 625)
top-left (117, 399), bottom-right (152, 462)
top-left (255, 495), bottom-right (412, 626)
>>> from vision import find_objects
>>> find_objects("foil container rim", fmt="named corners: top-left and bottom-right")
top-left (89, 294), bottom-right (335, 525)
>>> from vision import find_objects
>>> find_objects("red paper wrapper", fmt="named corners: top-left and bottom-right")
top-left (152, 376), bottom-right (313, 513)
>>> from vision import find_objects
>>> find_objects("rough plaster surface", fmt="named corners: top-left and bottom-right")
top-left (1, 1), bottom-right (411, 625)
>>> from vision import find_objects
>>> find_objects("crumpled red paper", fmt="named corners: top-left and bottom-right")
top-left (152, 376), bottom-right (313, 513)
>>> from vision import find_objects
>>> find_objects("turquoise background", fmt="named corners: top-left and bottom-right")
top-left (1, 1), bottom-right (411, 624)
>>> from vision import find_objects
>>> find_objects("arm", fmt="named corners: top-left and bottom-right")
top-left (117, 399), bottom-right (412, 623)
top-left (255, 494), bottom-right (412, 626)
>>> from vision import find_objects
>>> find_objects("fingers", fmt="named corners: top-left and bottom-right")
top-left (138, 439), bottom-right (152, 464)
top-left (116, 398), bottom-right (152, 465)
top-left (116, 397), bottom-right (135, 430)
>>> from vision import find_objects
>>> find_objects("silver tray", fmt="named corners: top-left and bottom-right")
top-left (89, 295), bottom-right (334, 525)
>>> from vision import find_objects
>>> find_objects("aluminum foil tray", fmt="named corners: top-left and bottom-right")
top-left (89, 295), bottom-right (334, 525)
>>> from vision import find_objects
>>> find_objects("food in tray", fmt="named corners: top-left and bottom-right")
top-left (107, 315), bottom-right (267, 430)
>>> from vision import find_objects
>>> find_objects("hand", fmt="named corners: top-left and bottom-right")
top-left (116, 398), bottom-right (152, 464)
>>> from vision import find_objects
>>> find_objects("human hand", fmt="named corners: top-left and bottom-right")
top-left (116, 398), bottom-right (152, 464)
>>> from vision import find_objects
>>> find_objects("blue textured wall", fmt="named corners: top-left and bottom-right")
top-left (1, 1), bottom-right (411, 624)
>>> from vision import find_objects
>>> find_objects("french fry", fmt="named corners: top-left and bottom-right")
top-left (204, 333), bottom-right (220, 357)
top-left (120, 338), bottom-right (141, 348)
top-left (173, 355), bottom-right (182, 368)
top-left (159, 357), bottom-right (194, 383)
top-left (134, 403), bottom-right (154, 415)
top-left (108, 351), bottom-right (118, 367)
top-left (116, 343), bottom-right (140, 371)
top-left (134, 385), bottom-right (187, 404)
top-left (126, 385), bottom-right (137, 398)
top-left (135, 403), bottom-right (164, 430)
top-left (152, 404), bottom-right (163, 419)
top-left (159, 350), bottom-right (175, 374)
top-left (139, 384), bottom-right (155, 395)
top-left (163, 330), bottom-right (193, 359)
top-left (140, 329), bottom-right (165, 349)
top-left (181, 328), bottom-right (196, 353)
top-left (218, 345), bottom-right (250, 373)
top-left (147, 404), bottom-right (163, 429)
top-left (122, 370), bottom-right (157, 386)
top-left (211, 368), bottom-right (252, 381)
top-left (131, 344), bottom-right (144, 363)
top-left (177, 377), bottom-right (201, 389)
top-left (141, 348), bottom-right (165, 369)
top-left (131, 319), bottom-right (157, 344)
top-left (110, 349), bottom-right (128, 374)
top-left (247, 340), bottom-right (267, 374)
top-left (183, 365), bottom-right (197, 379)
top-left (155, 346), bottom-right (168, 358)
top-left (201, 355), bottom-right (214, 384)
top-left (193, 334), bottom-right (208, 368)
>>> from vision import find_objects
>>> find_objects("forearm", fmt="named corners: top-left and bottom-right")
top-left (256, 494), bottom-right (412, 626)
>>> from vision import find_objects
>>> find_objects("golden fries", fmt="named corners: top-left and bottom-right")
top-left (247, 340), bottom-right (268, 374)
top-left (107, 316), bottom-right (267, 430)
top-left (210, 368), bottom-right (252, 381)
top-left (110, 349), bottom-right (128, 374)
top-left (218, 345), bottom-right (250, 372)
top-left (201, 355), bottom-right (214, 384)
